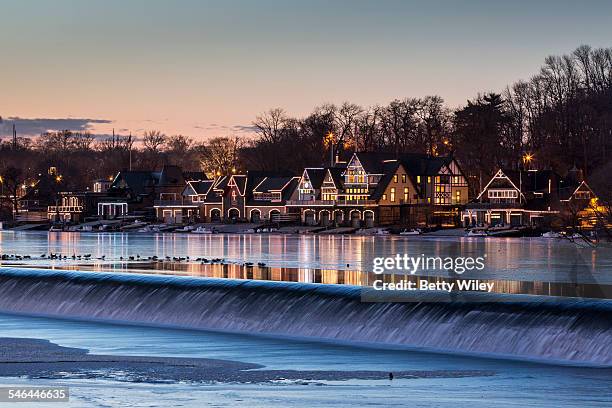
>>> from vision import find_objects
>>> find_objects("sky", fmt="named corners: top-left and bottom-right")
top-left (1, 0), bottom-right (611, 141)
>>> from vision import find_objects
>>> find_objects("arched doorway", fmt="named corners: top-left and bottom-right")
top-left (210, 208), bottom-right (221, 222)
top-left (269, 209), bottom-right (281, 222)
top-left (250, 209), bottom-right (261, 223)
top-left (364, 210), bottom-right (375, 228)
top-left (334, 210), bottom-right (344, 226)
top-left (304, 210), bottom-right (316, 226)
top-left (228, 208), bottom-right (240, 222)
top-left (350, 210), bottom-right (361, 228)
top-left (319, 210), bottom-right (330, 226)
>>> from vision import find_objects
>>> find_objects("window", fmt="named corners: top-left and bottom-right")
top-left (394, 174), bottom-right (398, 183)
top-left (455, 190), bottom-right (461, 203)
top-left (427, 176), bottom-right (431, 183)
top-left (382, 194), bottom-right (387, 200)
top-left (390, 187), bottom-right (396, 202)
top-left (403, 187), bottom-right (409, 202)
top-left (402, 174), bottom-right (406, 183)
top-left (417, 176), bottom-right (421, 183)
top-left (488, 190), bottom-right (518, 199)
top-left (575, 191), bottom-right (591, 199)
top-left (454, 176), bottom-right (459, 184)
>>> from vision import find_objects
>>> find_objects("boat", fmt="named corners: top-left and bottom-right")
top-left (375, 228), bottom-right (390, 235)
top-left (541, 231), bottom-right (561, 238)
top-left (487, 227), bottom-right (526, 237)
top-left (467, 228), bottom-right (487, 237)
top-left (120, 220), bottom-right (147, 231)
top-left (49, 226), bottom-right (63, 232)
top-left (136, 225), bottom-right (161, 233)
top-left (400, 229), bottom-right (421, 235)
top-left (192, 226), bottom-right (215, 234)
top-left (174, 225), bottom-right (197, 233)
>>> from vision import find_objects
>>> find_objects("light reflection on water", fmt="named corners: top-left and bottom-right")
top-left (0, 230), bottom-right (610, 284)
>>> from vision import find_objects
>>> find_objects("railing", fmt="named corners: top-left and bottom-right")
top-left (286, 200), bottom-right (335, 206)
top-left (286, 199), bottom-right (377, 206)
top-left (47, 206), bottom-right (83, 213)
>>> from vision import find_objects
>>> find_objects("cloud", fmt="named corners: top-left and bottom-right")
top-left (192, 123), bottom-right (257, 134)
top-left (0, 116), bottom-right (112, 137)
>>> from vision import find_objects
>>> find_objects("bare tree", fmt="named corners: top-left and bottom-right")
top-left (253, 108), bottom-right (288, 144)
top-left (199, 136), bottom-right (242, 176)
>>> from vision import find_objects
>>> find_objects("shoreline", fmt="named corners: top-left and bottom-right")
top-left (0, 338), bottom-right (494, 384)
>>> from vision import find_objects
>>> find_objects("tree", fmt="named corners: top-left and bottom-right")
top-left (199, 137), bottom-right (241, 176)
top-left (253, 108), bottom-right (289, 144)
top-left (142, 130), bottom-right (167, 168)
top-left (0, 166), bottom-right (25, 219)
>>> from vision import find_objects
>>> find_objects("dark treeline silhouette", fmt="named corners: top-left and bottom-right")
top-left (243, 45), bottom-right (612, 199)
top-left (1, 45), bottom-right (611, 206)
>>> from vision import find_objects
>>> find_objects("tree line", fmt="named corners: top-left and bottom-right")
top-left (1, 45), bottom-right (611, 209)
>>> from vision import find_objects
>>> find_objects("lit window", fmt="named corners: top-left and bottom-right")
top-left (427, 176), bottom-right (431, 183)
top-left (390, 187), bottom-right (396, 202)
top-left (403, 187), bottom-right (409, 202)
top-left (394, 175), bottom-right (398, 183)
top-left (402, 174), bottom-right (406, 183)
top-left (382, 194), bottom-right (387, 201)
top-left (417, 176), bottom-right (421, 183)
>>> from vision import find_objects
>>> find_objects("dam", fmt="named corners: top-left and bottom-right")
top-left (0, 267), bottom-right (610, 366)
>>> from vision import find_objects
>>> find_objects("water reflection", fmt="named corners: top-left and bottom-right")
top-left (0, 231), bottom-right (611, 284)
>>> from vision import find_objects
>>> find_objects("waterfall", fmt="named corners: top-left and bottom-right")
top-left (0, 267), bottom-right (610, 366)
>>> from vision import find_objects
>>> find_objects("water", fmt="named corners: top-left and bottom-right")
top-left (0, 313), bottom-right (611, 407)
top-left (0, 231), bottom-right (611, 407)
top-left (1, 268), bottom-right (610, 366)
top-left (1, 231), bottom-right (611, 284)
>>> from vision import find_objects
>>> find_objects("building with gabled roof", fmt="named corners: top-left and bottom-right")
top-left (245, 176), bottom-right (300, 223)
top-left (461, 167), bottom-right (600, 228)
top-left (287, 151), bottom-right (469, 227)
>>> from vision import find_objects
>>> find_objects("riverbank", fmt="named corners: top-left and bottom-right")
top-left (0, 337), bottom-right (493, 384)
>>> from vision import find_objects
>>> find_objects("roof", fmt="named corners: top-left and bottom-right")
top-left (502, 169), bottom-right (557, 193)
top-left (303, 168), bottom-right (326, 189)
top-left (353, 152), bottom-right (394, 174)
top-left (398, 153), bottom-right (451, 176)
top-left (326, 167), bottom-right (344, 189)
top-left (213, 176), bottom-right (230, 191)
top-left (352, 151), bottom-right (455, 176)
top-left (254, 176), bottom-right (295, 192)
top-left (229, 175), bottom-right (248, 196)
top-left (110, 171), bottom-right (159, 196)
top-left (247, 176), bottom-right (299, 205)
top-left (158, 165), bottom-right (185, 187)
top-left (370, 161), bottom-right (401, 201)
top-left (186, 180), bottom-right (214, 195)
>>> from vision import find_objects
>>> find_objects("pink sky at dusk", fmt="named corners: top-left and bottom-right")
top-left (2, 0), bottom-right (611, 141)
